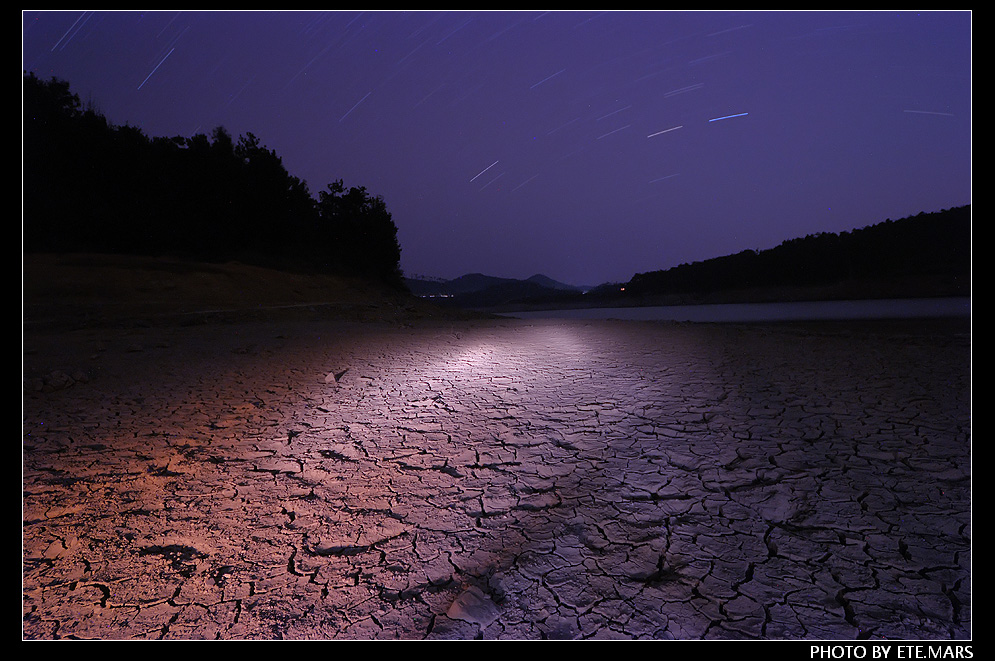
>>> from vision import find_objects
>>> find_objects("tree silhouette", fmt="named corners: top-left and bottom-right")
top-left (22, 72), bottom-right (406, 289)
top-left (316, 180), bottom-right (403, 288)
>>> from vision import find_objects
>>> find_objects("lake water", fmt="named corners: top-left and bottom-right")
top-left (501, 297), bottom-right (971, 323)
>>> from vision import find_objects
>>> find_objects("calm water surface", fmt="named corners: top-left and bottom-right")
top-left (503, 297), bottom-right (971, 323)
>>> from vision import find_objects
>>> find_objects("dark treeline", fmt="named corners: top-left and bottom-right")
top-left (22, 73), bottom-right (404, 288)
top-left (624, 205), bottom-right (971, 299)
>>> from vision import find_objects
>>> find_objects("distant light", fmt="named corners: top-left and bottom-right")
top-left (708, 112), bottom-right (749, 122)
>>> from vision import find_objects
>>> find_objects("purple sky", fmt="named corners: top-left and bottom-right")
top-left (22, 10), bottom-right (972, 286)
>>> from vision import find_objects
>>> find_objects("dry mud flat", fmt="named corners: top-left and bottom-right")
top-left (22, 314), bottom-right (971, 640)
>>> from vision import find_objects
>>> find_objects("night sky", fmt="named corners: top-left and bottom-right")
top-left (22, 10), bottom-right (972, 287)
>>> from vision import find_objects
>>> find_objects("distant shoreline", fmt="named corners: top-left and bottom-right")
top-left (468, 275), bottom-right (970, 315)
top-left (497, 296), bottom-right (971, 324)
top-left (23, 252), bottom-right (970, 331)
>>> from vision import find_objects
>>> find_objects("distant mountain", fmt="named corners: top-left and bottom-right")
top-left (404, 272), bottom-right (590, 301)
top-left (446, 273), bottom-right (522, 294)
top-left (524, 274), bottom-right (588, 292)
top-left (452, 280), bottom-right (586, 308)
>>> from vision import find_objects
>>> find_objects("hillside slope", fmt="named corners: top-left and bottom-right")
top-left (22, 253), bottom-right (454, 330)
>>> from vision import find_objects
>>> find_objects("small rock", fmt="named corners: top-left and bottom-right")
top-left (43, 370), bottom-right (75, 392)
top-left (324, 368), bottom-right (349, 383)
top-left (446, 586), bottom-right (500, 627)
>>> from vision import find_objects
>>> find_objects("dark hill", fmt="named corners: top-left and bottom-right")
top-left (445, 273), bottom-right (521, 295)
top-left (424, 206), bottom-right (970, 312)
top-left (623, 206), bottom-right (970, 305)
top-left (524, 274), bottom-right (586, 292)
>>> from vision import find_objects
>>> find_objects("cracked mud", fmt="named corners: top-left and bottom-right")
top-left (22, 316), bottom-right (971, 639)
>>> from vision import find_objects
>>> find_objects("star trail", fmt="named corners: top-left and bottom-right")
top-left (22, 10), bottom-right (971, 286)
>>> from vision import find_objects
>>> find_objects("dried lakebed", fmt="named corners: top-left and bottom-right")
top-left (22, 316), bottom-right (971, 639)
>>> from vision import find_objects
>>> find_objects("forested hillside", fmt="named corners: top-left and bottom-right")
top-left (410, 207), bottom-right (971, 311)
top-left (22, 73), bottom-right (404, 288)
top-left (622, 206), bottom-right (971, 301)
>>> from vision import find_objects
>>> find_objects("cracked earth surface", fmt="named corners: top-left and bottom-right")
top-left (22, 316), bottom-right (971, 639)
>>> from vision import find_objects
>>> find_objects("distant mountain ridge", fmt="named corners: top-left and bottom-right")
top-left (524, 274), bottom-right (587, 291)
top-left (408, 205), bottom-right (970, 311)
top-left (404, 272), bottom-right (587, 300)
